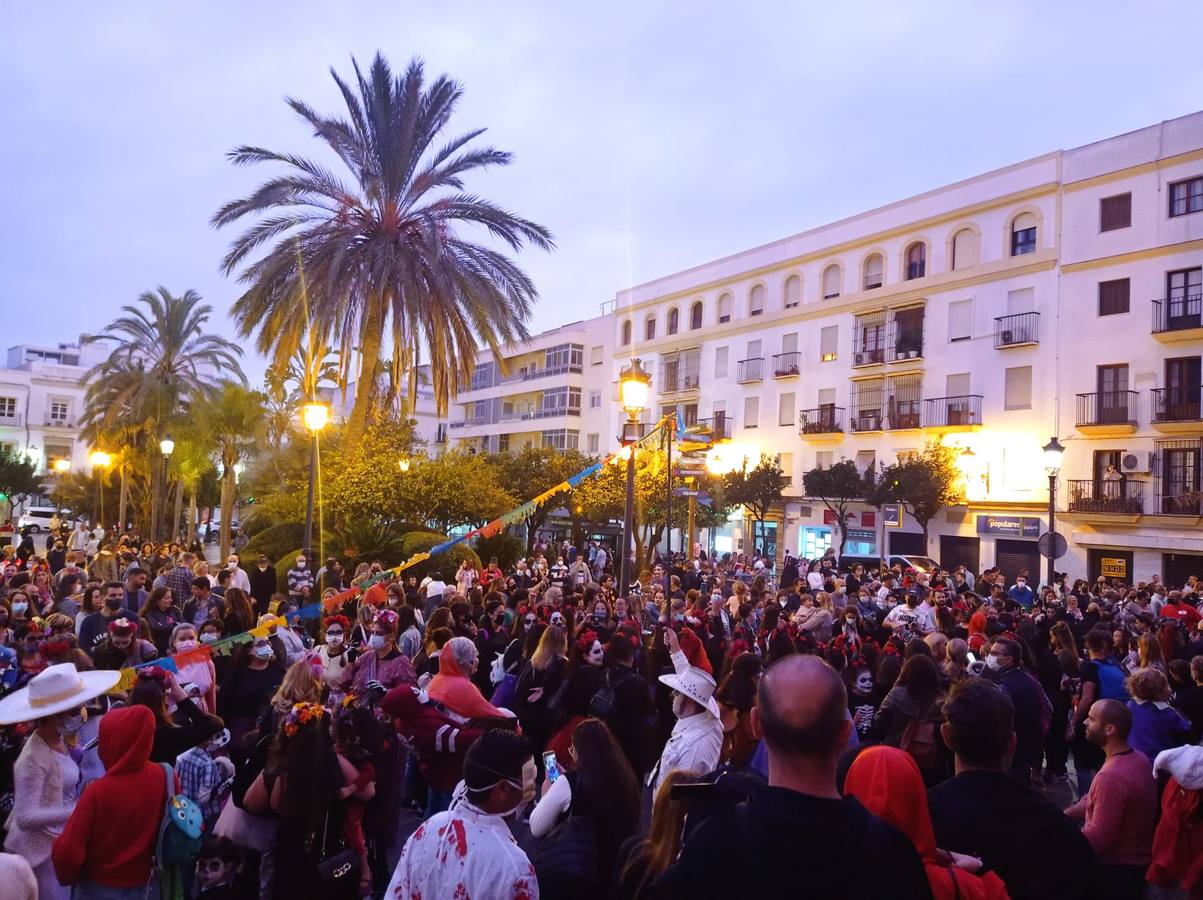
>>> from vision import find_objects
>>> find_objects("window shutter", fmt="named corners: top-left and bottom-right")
top-left (778, 392), bottom-right (795, 426)
top-left (1100, 193), bottom-right (1131, 232)
top-left (784, 275), bottom-right (801, 308)
top-left (744, 396), bottom-right (759, 429)
top-left (822, 265), bottom-right (841, 299)
top-left (1006, 288), bottom-right (1035, 315)
top-left (782, 332), bottom-right (799, 354)
top-left (714, 346), bottom-right (729, 379)
top-left (1004, 366), bottom-right (1033, 410)
top-left (948, 299), bottom-right (973, 340)
top-left (820, 325), bottom-right (838, 360)
top-left (1098, 278), bottom-right (1130, 316)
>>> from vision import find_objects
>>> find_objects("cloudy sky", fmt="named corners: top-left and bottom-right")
top-left (3, 2), bottom-right (1201, 381)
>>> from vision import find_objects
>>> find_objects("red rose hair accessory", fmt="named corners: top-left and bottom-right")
top-left (574, 629), bottom-right (600, 653)
top-left (283, 701), bottom-right (326, 737)
top-left (40, 636), bottom-right (74, 657)
top-left (323, 615), bottom-right (350, 632)
top-left (136, 666), bottom-right (170, 684)
top-left (107, 617), bottom-right (138, 635)
top-left (374, 609), bottom-right (399, 633)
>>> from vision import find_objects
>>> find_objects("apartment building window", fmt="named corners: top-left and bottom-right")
top-left (862, 253), bottom-right (884, 290)
top-left (714, 346), bottom-right (729, 379)
top-left (621, 320), bottom-right (631, 346)
top-left (743, 396), bottom-right (759, 429)
top-left (497, 434), bottom-right (510, 453)
top-left (589, 390), bottom-right (602, 409)
top-left (587, 433), bottom-right (600, 454)
top-left (854, 312), bottom-right (886, 365)
top-left (948, 299), bottom-right (972, 341)
top-left (855, 450), bottom-right (876, 477)
top-left (667, 307), bottom-right (680, 335)
top-left (1004, 366), bottom-right (1033, 410)
top-left (545, 343), bottom-right (583, 369)
top-left (590, 345), bottom-right (603, 366)
top-left (0, 397), bottom-right (15, 419)
top-left (886, 373), bottom-right (922, 429)
top-left (950, 228), bottom-right (979, 270)
top-left (778, 452), bottom-right (794, 487)
top-left (778, 392), bottom-right (795, 426)
top-left (644, 316), bottom-right (657, 341)
top-left (904, 242), bottom-right (926, 280)
top-left (45, 443), bottom-right (72, 470)
top-left (850, 378), bottom-right (883, 431)
top-left (690, 301), bottom-right (703, 329)
top-left (1011, 213), bottom-right (1037, 255)
top-left (49, 400), bottom-right (70, 423)
top-left (1169, 176), bottom-right (1203, 217)
top-left (749, 284), bottom-right (765, 317)
top-left (816, 450), bottom-right (833, 470)
top-left (435, 423), bottom-right (447, 443)
top-left (783, 275), bottom-right (801, 309)
top-left (820, 325), bottom-right (838, 362)
top-left (718, 293), bottom-right (733, 323)
top-left (470, 363), bottom-right (494, 390)
top-left (1098, 278), bottom-right (1130, 316)
top-left (1100, 193), bottom-right (1132, 231)
top-left (781, 332), bottom-right (798, 355)
top-left (0, 441), bottom-right (15, 455)
top-left (541, 429), bottom-right (579, 451)
top-left (822, 264), bottom-right (841, 300)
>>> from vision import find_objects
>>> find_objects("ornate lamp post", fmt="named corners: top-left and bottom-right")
top-left (301, 402), bottom-right (330, 562)
top-left (617, 358), bottom-right (651, 597)
top-left (1042, 436), bottom-right (1065, 588)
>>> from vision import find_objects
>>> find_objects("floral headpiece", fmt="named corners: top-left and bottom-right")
top-left (137, 666), bottom-right (171, 684)
top-left (574, 629), bottom-right (600, 653)
top-left (283, 701), bottom-right (326, 737)
top-left (108, 617), bottom-right (138, 635)
top-left (40, 636), bottom-right (75, 657)
top-left (323, 615), bottom-right (350, 632)
top-left (374, 609), bottom-right (399, 633)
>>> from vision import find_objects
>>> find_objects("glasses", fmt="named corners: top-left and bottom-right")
top-left (197, 859), bottom-right (227, 873)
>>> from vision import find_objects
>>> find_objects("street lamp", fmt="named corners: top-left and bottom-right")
top-left (89, 451), bottom-right (111, 528)
top-left (301, 401), bottom-right (330, 563)
top-left (52, 458), bottom-right (71, 474)
top-left (617, 358), bottom-right (651, 597)
top-left (1042, 436), bottom-right (1065, 588)
top-left (159, 436), bottom-right (175, 542)
top-left (397, 457), bottom-right (411, 473)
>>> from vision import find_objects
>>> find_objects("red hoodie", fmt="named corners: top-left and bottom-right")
top-left (53, 705), bottom-right (175, 888)
top-left (382, 686), bottom-right (483, 791)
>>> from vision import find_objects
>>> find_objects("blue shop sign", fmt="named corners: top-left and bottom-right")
top-left (976, 515), bottom-right (1041, 537)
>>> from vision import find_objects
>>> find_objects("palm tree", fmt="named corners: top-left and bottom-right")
top-left (212, 52), bottom-right (553, 444)
top-left (209, 382), bottom-right (267, 559)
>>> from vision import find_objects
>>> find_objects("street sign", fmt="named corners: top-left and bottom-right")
top-left (1037, 531), bottom-right (1067, 560)
top-left (674, 488), bottom-right (699, 497)
top-left (883, 504), bottom-right (903, 528)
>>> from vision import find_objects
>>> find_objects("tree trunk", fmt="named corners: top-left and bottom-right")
top-left (186, 490), bottom-right (197, 550)
top-left (118, 468), bottom-right (128, 535)
top-left (836, 506), bottom-right (849, 558)
top-left (345, 305), bottom-right (385, 446)
top-left (220, 465), bottom-right (235, 562)
top-left (172, 480), bottom-right (184, 544)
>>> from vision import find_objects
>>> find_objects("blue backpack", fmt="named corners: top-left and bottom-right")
top-left (1095, 658), bottom-right (1130, 701)
top-left (156, 763), bottom-right (204, 865)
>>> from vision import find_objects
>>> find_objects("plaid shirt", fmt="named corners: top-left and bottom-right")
top-left (175, 747), bottom-right (225, 821)
top-left (164, 565), bottom-right (195, 608)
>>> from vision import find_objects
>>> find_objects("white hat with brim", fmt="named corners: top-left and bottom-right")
top-left (659, 666), bottom-right (721, 719)
top-left (0, 663), bottom-right (121, 725)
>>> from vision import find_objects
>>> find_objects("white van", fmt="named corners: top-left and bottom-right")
top-left (17, 507), bottom-right (77, 533)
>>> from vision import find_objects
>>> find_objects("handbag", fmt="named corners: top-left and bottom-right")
top-left (315, 805), bottom-right (361, 889)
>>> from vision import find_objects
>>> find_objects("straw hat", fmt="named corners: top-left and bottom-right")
top-left (0, 663), bottom-right (120, 725)
top-left (659, 665), bottom-right (720, 718)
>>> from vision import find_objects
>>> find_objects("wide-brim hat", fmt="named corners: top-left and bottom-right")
top-left (659, 666), bottom-right (720, 718)
top-left (0, 663), bottom-right (120, 725)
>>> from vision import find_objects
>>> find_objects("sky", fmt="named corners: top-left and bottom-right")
top-left (3, 2), bottom-right (1202, 383)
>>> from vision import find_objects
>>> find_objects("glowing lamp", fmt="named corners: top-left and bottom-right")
top-left (301, 402), bottom-right (330, 433)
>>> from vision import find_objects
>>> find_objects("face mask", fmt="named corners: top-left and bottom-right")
top-left (711, 594), bottom-right (722, 604)
top-left (673, 613), bottom-right (684, 622)
top-left (985, 654), bottom-right (1002, 671)
top-left (252, 644), bottom-right (273, 661)
top-left (227, 561), bottom-right (237, 570)
top-left (200, 632), bottom-right (218, 645)
top-left (104, 597), bottom-right (123, 611)
top-left (672, 693), bottom-right (691, 719)
top-left (846, 616), bottom-right (857, 625)
top-left (176, 639), bottom-right (198, 652)
top-left (12, 602), bottom-right (28, 614)
top-left (368, 634), bottom-right (386, 651)
top-left (326, 632), bottom-right (344, 646)
top-left (296, 562), bottom-right (306, 570)
top-left (59, 713), bottom-right (85, 735)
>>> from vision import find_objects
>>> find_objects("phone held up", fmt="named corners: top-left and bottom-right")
top-left (543, 751), bottom-right (562, 784)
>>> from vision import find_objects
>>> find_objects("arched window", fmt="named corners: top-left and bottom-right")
top-left (621, 319), bottom-right (631, 346)
top-left (749, 284), bottom-right (766, 317)
top-left (822, 264), bottom-right (841, 300)
top-left (950, 228), bottom-right (979, 270)
top-left (862, 253), bottom-right (884, 290)
top-left (783, 275), bottom-right (801, 309)
top-left (667, 307), bottom-right (679, 335)
top-left (905, 242), bottom-right (926, 280)
top-left (690, 300), bottom-right (703, 329)
top-left (718, 292), bottom-right (733, 323)
top-left (645, 316), bottom-right (657, 341)
top-left (1011, 213), bottom-right (1037, 256)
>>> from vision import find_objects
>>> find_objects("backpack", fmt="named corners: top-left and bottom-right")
top-left (156, 763), bottom-right (203, 865)
top-left (588, 668), bottom-right (627, 722)
top-left (899, 705), bottom-right (941, 770)
top-left (1096, 658), bottom-right (1130, 701)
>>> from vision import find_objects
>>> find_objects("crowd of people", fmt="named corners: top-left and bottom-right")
top-left (1, 521), bottom-right (1203, 899)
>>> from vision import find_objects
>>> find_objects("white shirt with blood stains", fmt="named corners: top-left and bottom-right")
top-left (387, 796), bottom-right (538, 900)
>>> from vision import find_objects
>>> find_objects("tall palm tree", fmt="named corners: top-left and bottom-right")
top-left (209, 382), bottom-right (267, 560)
top-left (212, 52), bottom-right (553, 444)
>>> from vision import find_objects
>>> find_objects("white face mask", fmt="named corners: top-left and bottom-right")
top-left (175, 639), bottom-right (198, 652)
top-left (200, 633), bottom-right (218, 645)
top-left (326, 632), bottom-right (344, 646)
top-left (985, 653), bottom-right (1003, 671)
top-left (368, 634), bottom-right (386, 651)
top-left (252, 643), bottom-right (273, 661)
top-left (227, 561), bottom-right (238, 570)
top-left (672, 692), bottom-right (691, 720)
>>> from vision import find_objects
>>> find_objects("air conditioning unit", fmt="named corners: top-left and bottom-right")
top-left (1121, 450), bottom-right (1154, 474)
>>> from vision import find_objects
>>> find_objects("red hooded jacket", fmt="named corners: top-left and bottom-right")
top-left (382, 686), bottom-right (484, 791)
top-left (53, 705), bottom-right (176, 888)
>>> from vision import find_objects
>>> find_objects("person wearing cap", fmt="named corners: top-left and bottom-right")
top-left (650, 628), bottom-right (723, 794)
top-left (386, 729), bottom-right (538, 900)
top-left (90, 616), bottom-right (158, 671)
top-left (0, 662), bottom-right (122, 900)
top-left (248, 554), bottom-right (277, 618)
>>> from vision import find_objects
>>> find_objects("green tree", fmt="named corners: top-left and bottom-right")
top-left (396, 452), bottom-right (516, 534)
top-left (490, 447), bottom-right (592, 551)
top-left (724, 454), bottom-right (784, 557)
top-left (0, 448), bottom-right (42, 517)
top-left (878, 442), bottom-right (964, 551)
top-left (170, 426), bottom-right (218, 546)
top-left (802, 459), bottom-right (867, 558)
top-left (213, 53), bottom-right (553, 444)
top-left (210, 383), bottom-right (268, 559)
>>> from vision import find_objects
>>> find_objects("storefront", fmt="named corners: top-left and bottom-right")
top-left (939, 535), bottom-right (981, 575)
top-left (844, 527), bottom-right (878, 557)
top-left (976, 515), bottom-right (1042, 582)
top-left (800, 526), bottom-right (833, 561)
top-left (1164, 553), bottom-right (1203, 589)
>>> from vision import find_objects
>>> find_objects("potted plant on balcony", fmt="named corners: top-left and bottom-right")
top-left (895, 332), bottom-right (922, 359)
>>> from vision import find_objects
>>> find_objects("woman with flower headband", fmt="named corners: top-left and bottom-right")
top-left (317, 614), bottom-right (354, 692)
top-left (171, 622), bottom-right (218, 714)
top-left (544, 627), bottom-right (606, 768)
top-left (340, 607), bottom-right (416, 695)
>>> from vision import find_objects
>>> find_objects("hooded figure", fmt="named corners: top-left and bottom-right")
top-left (1147, 745), bottom-right (1203, 895)
top-left (427, 637), bottom-right (511, 721)
top-left (53, 705), bottom-right (173, 891)
top-left (845, 746), bottom-right (1010, 900)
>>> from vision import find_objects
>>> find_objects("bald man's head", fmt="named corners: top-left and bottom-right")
top-left (756, 655), bottom-right (848, 760)
top-left (1086, 698), bottom-right (1132, 745)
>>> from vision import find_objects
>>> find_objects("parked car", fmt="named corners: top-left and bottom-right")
top-left (197, 514), bottom-right (240, 542)
top-left (884, 554), bottom-right (941, 575)
top-left (17, 507), bottom-right (77, 533)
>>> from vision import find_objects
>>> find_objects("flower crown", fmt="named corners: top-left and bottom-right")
top-left (283, 701), bottom-right (326, 737)
top-left (108, 617), bottom-right (138, 635)
top-left (40, 636), bottom-right (75, 656)
top-left (374, 609), bottom-right (399, 631)
top-left (323, 615), bottom-right (350, 632)
top-left (574, 629), bottom-right (600, 653)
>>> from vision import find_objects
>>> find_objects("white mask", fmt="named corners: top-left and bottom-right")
top-left (672, 692), bottom-right (691, 719)
top-left (252, 643), bottom-right (273, 661)
top-left (175, 639), bottom-right (198, 652)
top-left (326, 632), bottom-right (344, 646)
top-left (227, 561), bottom-right (238, 570)
top-left (985, 653), bottom-right (1002, 671)
top-left (368, 634), bottom-right (386, 651)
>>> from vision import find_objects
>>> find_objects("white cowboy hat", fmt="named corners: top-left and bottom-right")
top-left (659, 665), bottom-right (721, 719)
top-left (0, 663), bottom-right (121, 725)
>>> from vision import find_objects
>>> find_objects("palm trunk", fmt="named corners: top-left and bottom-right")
top-left (118, 467), bottom-right (128, 534)
top-left (187, 490), bottom-right (198, 549)
top-left (345, 305), bottom-right (385, 445)
top-left (220, 466), bottom-right (235, 562)
top-left (172, 480), bottom-right (184, 544)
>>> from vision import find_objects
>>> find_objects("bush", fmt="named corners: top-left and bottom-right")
top-left (398, 531), bottom-right (481, 582)
top-left (473, 532), bottom-right (525, 572)
top-left (241, 522), bottom-right (306, 565)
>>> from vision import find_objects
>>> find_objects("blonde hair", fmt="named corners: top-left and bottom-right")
top-left (531, 624), bottom-right (567, 671)
top-left (272, 658), bottom-right (323, 713)
top-left (1127, 666), bottom-right (1172, 702)
top-left (1138, 632), bottom-right (1165, 670)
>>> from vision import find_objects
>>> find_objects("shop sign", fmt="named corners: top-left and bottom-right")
top-left (1100, 557), bottom-right (1128, 578)
top-left (883, 504), bottom-right (903, 528)
top-left (976, 515), bottom-right (1040, 537)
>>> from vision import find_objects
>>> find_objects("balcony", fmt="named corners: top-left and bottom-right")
top-left (0, 412), bottom-right (23, 427)
top-left (498, 406), bottom-right (581, 424)
top-left (850, 410), bottom-right (883, 433)
top-left (697, 415), bottom-right (732, 441)
top-left (498, 362), bottom-right (583, 386)
top-left (1067, 479), bottom-right (1145, 516)
top-left (1152, 386), bottom-right (1203, 433)
top-left (887, 327), bottom-right (924, 363)
top-left (449, 417), bottom-right (491, 430)
top-left (1152, 295), bottom-right (1203, 343)
top-left (994, 312), bottom-right (1040, 348)
top-left (1075, 391), bottom-right (1138, 435)
top-left (44, 415), bottom-right (76, 428)
top-left (798, 407), bottom-right (844, 441)
top-left (772, 352), bottom-right (801, 379)
top-left (1155, 490), bottom-right (1203, 517)
top-left (852, 347), bottom-right (885, 368)
top-left (737, 358), bottom-right (764, 384)
top-left (885, 403), bottom-right (922, 431)
top-left (658, 365), bottom-right (701, 394)
top-left (923, 395), bottom-right (983, 431)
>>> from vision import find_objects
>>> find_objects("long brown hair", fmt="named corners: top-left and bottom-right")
top-left (531, 624), bottom-right (567, 671)
top-left (571, 719), bottom-right (640, 890)
top-left (224, 588), bottom-right (255, 632)
top-left (620, 769), bottom-right (691, 894)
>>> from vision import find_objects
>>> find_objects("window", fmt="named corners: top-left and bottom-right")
top-left (588, 390), bottom-right (602, 409)
top-left (948, 299), bottom-right (973, 341)
top-left (746, 339), bottom-right (762, 359)
top-left (822, 265), bottom-right (841, 299)
top-left (1011, 212), bottom-right (1037, 255)
top-left (667, 307), bottom-right (680, 335)
top-left (644, 316), bottom-right (657, 341)
top-left (904, 242), bottom-right (926, 280)
top-left (820, 325), bottom-right (838, 362)
top-left (1007, 287), bottom-right (1035, 315)
top-left (946, 372), bottom-right (971, 397)
top-left (1004, 366), bottom-right (1032, 410)
top-left (781, 332), bottom-right (798, 354)
top-left (49, 400), bottom-right (70, 423)
top-left (714, 346), bottom-right (729, 379)
top-left (1098, 278), bottom-right (1130, 316)
top-left (816, 450), bottom-right (833, 470)
top-left (863, 253), bottom-right (884, 290)
top-left (778, 452), bottom-right (794, 487)
top-left (621, 320), bottom-right (631, 346)
top-left (1100, 193), bottom-right (1132, 231)
top-left (544, 343), bottom-right (583, 370)
top-left (749, 284), bottom-right (765, 317)
top-left (718, 293), bottom-right (733, 323)
top-left (743, 396), bottom-right (759, 429)
top-left (690, 301), bottom-right (703, 330)
top-left (45, 443), bottom-right (72, 470)
top-left (950, 228), bottom-right (979, 270)
top-left (1169, 176), bottom-right (1203, 217)
top-left (0, 397), bottom-right (15, 419)
top-left (587, 433), bottom-right (600, 454)
top-left (778, 392), bottom-right (795, 426)
top-left (783, 275), bottom-right (801, 309)
top-left (590, 345), bottom-right (603, 365)
top-left (470, 363), bottom-right (494, 390)
top-left (855, 450), bottom-right (876, 477)
top-left (541, 429), bottom-right (579, 451)
top-left (497, 434), bottom-right (509, 453)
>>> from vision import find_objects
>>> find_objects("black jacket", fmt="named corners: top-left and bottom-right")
top-left (602, 663), bottom-right (655, 777)
top-left (248, 566), bottom-right (277, 615)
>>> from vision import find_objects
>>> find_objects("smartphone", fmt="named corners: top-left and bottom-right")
top-left (966, 651), bottom-right (977, 665)
top-left (543, 751), bottom-right (562, 784)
